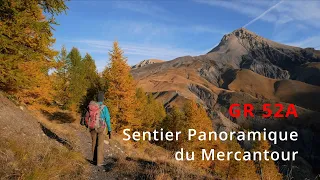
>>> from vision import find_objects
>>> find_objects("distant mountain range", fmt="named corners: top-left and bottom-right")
top-left (131, 28), bottom-right (320, 179)
top-left (132, 59), bottom-right (165, 69)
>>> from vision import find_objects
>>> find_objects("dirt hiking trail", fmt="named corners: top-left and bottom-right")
top-left (0, 93), bottom-right (215, 180)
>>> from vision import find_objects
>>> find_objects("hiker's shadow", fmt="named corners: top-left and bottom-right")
top-left (86, 157), bottom-right (118, 172)
top-left (103, 157), bottom-right (118, 172)
top-left (103, 157), bottom-right (117, 172)
top-left (40, 123), bottom-right (73, 150)
top-left (86, 159), bottom-right (96, 165)
top-left (41, 110), bottom-right (75, 124)
top-left (126, 157), bottom-right (157, 168)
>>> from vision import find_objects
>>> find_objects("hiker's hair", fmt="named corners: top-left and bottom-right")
top-left (97, 91), bottom-right (104, 102)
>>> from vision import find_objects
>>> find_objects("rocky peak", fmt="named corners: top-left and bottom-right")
top-left (132, 59), bottom-right (165, 69)
top-left (208, 27), bottom-right (260, 54)
top-left (221, 27), bottom-right (264, 44)
top-left (232, 27), bottom-right (256, 37)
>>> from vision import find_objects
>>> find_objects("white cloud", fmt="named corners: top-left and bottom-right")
top-left (120, 21), bottom-right (171, 37)
top-left (189, 25), bottom-right (227, 34)
top-left (109, 19), bottom-right (226, 35)
top-left (194, 0), bottom-right (320, 29)
top-left (286, 35), bottom-right (320, 49)
top-left (274, 1), bottom-right (320, 28)
top-left (111, 1), bottom-right (227, 36)
top-left (194, 0), bottom-right (279, 23)
top-left (71, 39), bottom-right (211, 72)
top-left (243, 0), bottom-right (283, 28)
top-left (74, 39), bottom-right (205, 60)
top-left (112, 1), bottom-right (174, 22)
top-left (271, 22), bottom-right (308, 43)
top-left (194, 0), bottom-right (320, 49)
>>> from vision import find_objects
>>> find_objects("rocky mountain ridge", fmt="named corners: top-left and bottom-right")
top-left (131, 27), bottom-right (320, 178)
top-left (131, 59), bottom-right (165, 69)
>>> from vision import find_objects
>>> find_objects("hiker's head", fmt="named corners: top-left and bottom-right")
top-left (97, 91), bottom-right (104, 102)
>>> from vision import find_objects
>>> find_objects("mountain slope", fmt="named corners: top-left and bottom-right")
top-left (0, 93), bottom-right (216, 180)
top-left (295, 62), bottom-right (320, 86)
top-left (131, 27), bottom-right (320, 178)
top-left (133, 28), bottom-right (320, 88)
top-left (0, 93), bottom-right (88, 179)
top-left (132, 28), bottom-right (320, 109)
top-left (226, 69), bottom-right (320, 111)
top-left (209, 28), bottom-right (320, 80)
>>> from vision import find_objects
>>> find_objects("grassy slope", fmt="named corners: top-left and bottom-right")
top-left (0, 93), bottom-right (89, 179)
top-left (0, 92), bottom-right (216, 180)
top-left (227, 69), bottom-right (320, 111)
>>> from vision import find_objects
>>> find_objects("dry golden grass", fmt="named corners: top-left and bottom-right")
top-left (228, 69), bottom-right (320, 111)
top-left (0, 133), bottom-right (89, 180)
top-left (0, 92), bottom-right (89, 180)
top-left (33, 110), bottom-right (78, 141)
top-left (132, 64), bottom-right (222, 108)
top-left (105, 133), bottom-right (215, 180)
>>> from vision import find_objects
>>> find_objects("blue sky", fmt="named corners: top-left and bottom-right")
top-left (53, 0), bottom-right (320, 71)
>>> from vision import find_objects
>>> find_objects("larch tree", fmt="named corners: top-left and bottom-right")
top-left (159, 106), bottom-right (187, 151)
top-left (80, 53), bottom-right (100, 112)
top-left (67, 47), bottom-right (82, 67)
top-left (252, 137), bottom-right (282, 180)
top-left (83, 53), bottom-right (99, 85)
top-left (54, 46), bottom-right (71, 109)
top-left (67, 47), bottom-right (87, 110)
top-left (102, 41), bottom-right (136, 131)
top-left (183, 101), bottom-right (212, 132)
top-left (182, 101), bottom-right (259, 178)
top-left (0, 0), bottom-right (67, 105)
top-left (135, 88), bottom-right (166, 131)
top-left (183, 101), bottom-right (219, 168)
top-left (223, 139), bottom-right (259, 180)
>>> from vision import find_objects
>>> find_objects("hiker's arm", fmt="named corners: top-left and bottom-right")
top-left (104, 106), bottom-right (112, 132)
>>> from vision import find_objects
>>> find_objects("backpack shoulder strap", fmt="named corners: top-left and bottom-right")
top-left (99, 104), bottom-right (105, 109)
top-left (99, 104), bottom-right (105, 113)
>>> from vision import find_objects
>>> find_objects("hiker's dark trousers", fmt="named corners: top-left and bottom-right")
top-left (90, 127), bottom-right (106, 165)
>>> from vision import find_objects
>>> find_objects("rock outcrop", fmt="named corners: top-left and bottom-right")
top-left (131, 59), bottom-right (165, 69)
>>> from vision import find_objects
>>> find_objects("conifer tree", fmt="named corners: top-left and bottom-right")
top-left (83, 53), bottom-right (99, 84)
top-left (222, 139), bottom-right (259, 180)
top-left (102, 41), bottom-right (136, 130)
top-left (67, 47), bottom-right (82, 67)
top-left (67, 47), bottom-right (87, 110)
top-left (134, 88), bottom-right (148, 129)
top-left (252, 138), bottom-right (282, 180)
top-left (160, 106), bottom-right (186, 150)
top-left (0, 0), bottom-right (67, 105)
top-left (183, 101), bottom-right (212, 132)
top-left (54, 46), bottom-right (71, 108)
top-left (80, 53), bottom-right (100, 111)
top-left (83, 53), bottom-right (101, 95)
top-left (135, 88), bottom-right (166, 130)
top-left (181, 101), bottom-right (259, 178)
top-left (182, 101), bottom-right (216, 168)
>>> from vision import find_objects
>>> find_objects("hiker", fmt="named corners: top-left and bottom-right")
top-left (85, 91), bottom-right (111, 166)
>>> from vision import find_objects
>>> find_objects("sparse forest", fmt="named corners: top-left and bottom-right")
top-left (0, 0), bottom-right (293, 180)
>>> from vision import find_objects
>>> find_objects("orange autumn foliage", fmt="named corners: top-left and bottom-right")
top-left (102, 41), bottom-right (136, 131)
